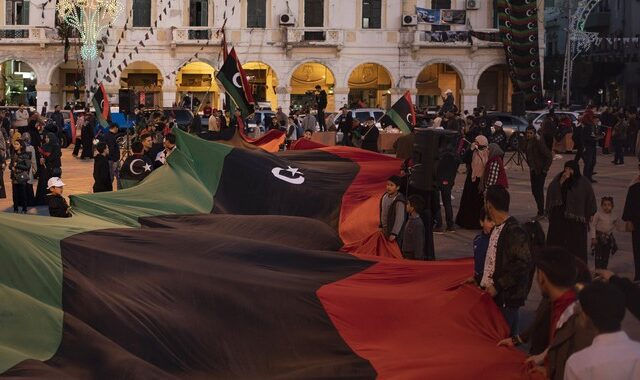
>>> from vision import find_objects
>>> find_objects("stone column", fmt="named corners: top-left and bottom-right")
top-left (276, 86), bottom-right (291, 112)
top-left (163, 85), bottom-right (178, 108)
top-left (332, 87), bottom-right (349, 111)
top-left (35, 84), bottom-right (52, 115)
top-left (460, 88), bottom-right (480, 113)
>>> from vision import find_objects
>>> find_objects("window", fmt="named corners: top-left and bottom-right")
top-left (492, 0), bottom-right (499, 28)
top-left (362, 0), bottom-right (381, 29)
top-left (133, 0), bottom-right (151, 27)
top-left (431, 0), bottom-right (451, 9)
top-left (189, 0), bottom-right (209, 39)
top-left (247, 0), bottom-right (266, 28)
top-left (6, 0), bottom-right (29, 25)
top-left (304, 0), bottom-right (324, 27)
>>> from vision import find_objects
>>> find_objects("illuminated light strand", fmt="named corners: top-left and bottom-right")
top-left (57, 0), bottom-right (124, 60)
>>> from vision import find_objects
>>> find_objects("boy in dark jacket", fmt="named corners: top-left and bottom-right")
top-left (380, 175), bottom-right (406, 243)
top-left (47, 177), bottom-right (71, 218)
top-left (401, 195), bottom-right (426, 260)
top-left (93, 142), bottom-right (112, 193)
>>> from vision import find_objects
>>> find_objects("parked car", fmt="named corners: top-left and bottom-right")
top-left (246, 110), bottom-right (276, 134)
top-left (143, 108), bottom-right (194, 131)
top-left (526, 110), bottom-right (581, 130)
top-left (333, 108), bottom-right (386, 130)
top-left (485, 112), bottom-right (529, 150)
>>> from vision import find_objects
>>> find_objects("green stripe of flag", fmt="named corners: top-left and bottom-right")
top-left (386, 108), bottom-right (411, 134)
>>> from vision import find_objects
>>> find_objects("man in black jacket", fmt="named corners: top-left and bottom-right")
top-left (482, 185), bottom-right (533, 335)
top-left (315, 85), bottom-right (328, 132)
top-left (435, 145), bottom-right (460, 232)
top-left (50, 105), bottom-right (65, 135)
top-left (622, 164), bottom-right (640, 280)
top-left (101, 123), bottom-right (121, 183)
top-left (337, 107), bottom-right (354, 146)
top-left (523, 126), bottom-right (553, 218)
top-left (93, 142), bottom-right (112, 192)
top-left (359, 117), bottom-right (379, 152)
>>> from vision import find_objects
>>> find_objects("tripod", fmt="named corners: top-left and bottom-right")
top-left (504, 134), bottom-right (527, 171)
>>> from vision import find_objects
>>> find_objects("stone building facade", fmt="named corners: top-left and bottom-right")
top-left (0, 0), bottom-right (530, 114)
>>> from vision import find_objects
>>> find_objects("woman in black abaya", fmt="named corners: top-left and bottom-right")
top-left (455, 135), bottom-right (489, 229)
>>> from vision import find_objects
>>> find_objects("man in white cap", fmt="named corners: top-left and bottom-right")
top-left (47, 177), bottom-right (71, 218)
top-left (492, 120), bottom-right (508, 150)
top-left (441, 89), bottom-right (455, 114)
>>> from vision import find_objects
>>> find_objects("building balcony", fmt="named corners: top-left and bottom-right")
top-left (285, 27), bottom-right (344, 48)
top-left (0, 26), bottom-right (57, 44)
top-left (412, 29), bottom-right (502, 50)
top-left (171, 26), bottom-right (222, 46)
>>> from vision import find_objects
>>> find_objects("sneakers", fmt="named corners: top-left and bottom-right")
top-left (433, 227), bottom-right (445, 234)
top-left (446, 227), bottom-right (456, 233)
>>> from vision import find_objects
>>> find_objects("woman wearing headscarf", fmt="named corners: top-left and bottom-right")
top-left (35, 132), bottom-right (62, 204)
top-left (484, 143), bottom-right (509, 192)
top-left (546, 160), bottom-right (597, 263)
top-left (21, 132), bottom-right (37, 206)
top-left (80, 113), bottom-right (95, 159)
top-left (456, 135), bottom-right (490, 229)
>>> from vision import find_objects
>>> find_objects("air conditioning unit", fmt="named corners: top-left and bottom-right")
top-left (402, 14), bottom-right (418, 26)
top-left (466, 0), bottom-right (480, 10)
top-left (279, 13), bottom-right (295, 26)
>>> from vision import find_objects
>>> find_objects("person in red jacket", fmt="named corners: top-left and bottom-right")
top-left (484, 143), bottom-right (508, 192)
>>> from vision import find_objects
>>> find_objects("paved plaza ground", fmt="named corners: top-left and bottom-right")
top-left (1, 144), bottom-right (639, 345)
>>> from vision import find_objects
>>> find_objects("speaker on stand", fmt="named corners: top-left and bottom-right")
top-left (119, 89), bottom-right (134, 115)
top-left (511, 92), bottom-right (526, 116)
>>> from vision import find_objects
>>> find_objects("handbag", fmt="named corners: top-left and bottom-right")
top-left (15, 171), bottom-right (29, 184)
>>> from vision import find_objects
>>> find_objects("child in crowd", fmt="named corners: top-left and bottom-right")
top-left (473, 208), bottom-right (494, 284)
top-left (47, 177), bottom-right (71, 218)
top-left (380, 175), bottom-right (406, 244)
top-left (591, 196), bottom-right (621, 269)
top-left (401, 195), bottom-right (426, 260)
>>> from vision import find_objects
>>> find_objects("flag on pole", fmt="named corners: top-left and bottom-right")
top-left (92, 83), bottom-right (110, 128)
top-left (216, 48), bottom-right (254, 117)
top-left (379, 91), bottom-right (416, 133)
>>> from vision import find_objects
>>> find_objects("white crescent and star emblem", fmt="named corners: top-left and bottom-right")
top-left (271, 166), bottom-right (305, 185)
top-left (130, 159), bottom-right (153, 176)
top-left (232, 73), bottom-right (243, 89)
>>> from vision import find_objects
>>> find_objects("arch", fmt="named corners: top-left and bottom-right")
top-left (342, 60), bottom-right (396, 89)
top-left (414, 60), bottom-right (467, 90)
top-left (289, 61), bottom-right (337, 111)
top-left (347, 62), bottom-right (394, 109)
top-left (415, 62), bottom-right (464, 111)
top-left (243, 61), bottom-right (279, 109)
top-left (476, 64), bottom-right (512, 112)
top-left (287, 60), bottom-right (337, 89)
top-left (473, 60), bottom-right (510, 89)
top-left (0, 59), bottom-right (38, 107)
top-left (175, 61), bottom-right (219, 110)
top-left (120, 61), bottom-right (164, 108)
top-left (46, 60), bottom-right (88, 107)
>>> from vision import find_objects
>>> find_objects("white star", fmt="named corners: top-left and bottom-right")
top-left (285, 166), bottom-right (303, 176)
top-left (143, 163), bottom-right (152, 172)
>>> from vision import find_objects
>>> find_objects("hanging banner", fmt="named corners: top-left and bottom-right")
top-left (416, 8), bottom-right (440, 24)
top-left (441, 10), bottom-right (466, 25)
top-left (420, 31), bottom-right (469, 43)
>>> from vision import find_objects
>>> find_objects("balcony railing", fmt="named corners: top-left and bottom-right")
top-left (171, 26), bottom-right (222, 45)
top-left (0, 26), bottom-right (54, 43)
top-left (285, 27), bottom-right (344, 47)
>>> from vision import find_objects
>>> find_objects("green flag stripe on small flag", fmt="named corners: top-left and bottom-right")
top-left (386, 109), bottom-right (411, 134)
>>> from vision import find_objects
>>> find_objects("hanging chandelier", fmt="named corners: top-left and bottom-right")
top-left (57, 0), bottom-right (124, 60)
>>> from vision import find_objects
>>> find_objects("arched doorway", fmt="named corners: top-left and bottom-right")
top-left (348, 63), bottom-right (392, 109)
top-left (176, 61), bottom-right (219, 112)
top-left (477, 64), bottom-right (512, 112)
top-left (416, 63), bottom-right (462, 111)
top-left (120, 61), bottom-right (163, 108)
top-left (49, 61), bottom-right (86, 109)
top-left (0, 60), bottom-right (36, 107)
top-left (242, 61), bottom-right (278, 110)
top-left (289, 62), bottom-right (335, 112)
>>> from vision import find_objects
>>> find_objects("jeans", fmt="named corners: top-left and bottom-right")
top-left (432, 190), bottom-right (442, 229)
top-left (530, 171), bottom-right (547, 215)
top-left (317, 108), bottom-right (326, 131)
top-left (500, 306), bottom-right (520, 336)
top-left (613, 139), bottom-right (625, 164)
top-left (72, 139), bottom-right (81, 156)
top-left (583, 144), bottom-right (596, 179)
top-left (574, 144), bottom-right (584, 163)
top-left (439, 185), bottom-right (454, 229)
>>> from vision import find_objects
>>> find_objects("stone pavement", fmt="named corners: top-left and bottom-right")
top-left (1, 145), bottom-right (639, 344)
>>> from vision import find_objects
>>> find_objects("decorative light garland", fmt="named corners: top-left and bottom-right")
top-left (57, 0), bottom-right (123, 60)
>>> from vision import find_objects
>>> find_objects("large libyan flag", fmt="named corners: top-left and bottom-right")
top-left (0, 129), bottom-right (528, 379)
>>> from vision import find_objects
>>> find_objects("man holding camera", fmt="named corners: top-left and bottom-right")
top-left (523, 125), bottom-right (552, 219)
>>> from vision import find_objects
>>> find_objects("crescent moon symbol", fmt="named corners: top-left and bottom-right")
top-left (232, 73), bottom-right (243, 89)
top-left (130, 159), bottom-right (144, 176)
top-left (271, 167), bottom-right (305, 185)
